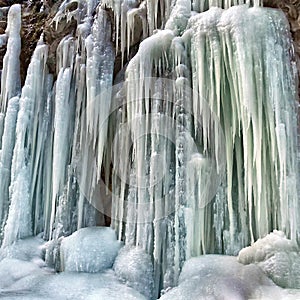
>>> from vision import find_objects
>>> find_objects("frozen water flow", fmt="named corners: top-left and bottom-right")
top-left (0, 1), bottom-right (298, 299)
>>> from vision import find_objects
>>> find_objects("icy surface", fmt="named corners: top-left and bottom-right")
top-left (111, 3), bottom-right (299, 292)
top-left (0, 236), bottom-right (44, 262)
top-left (113, 246), bottom-right (154, 299)
top-left (0, 4), bottom-right (21, 118)
top-left (238, 230), bottom-right (300, 288)
top-left (0, 262), bottom-right (146, 300)
top-left (160, 255), bottom-right (300, 300)
top-left (1, 42), bottom-right (50, 247)
top-left (0, 1), bottom-right (298, 299)
top-left (0, 235), bottom-right (145, 300)
top-left (60, 227), bottom-right (121, 272)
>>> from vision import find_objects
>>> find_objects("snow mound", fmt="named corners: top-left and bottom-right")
top-left (0, 258), bottom-right (46, 290)
top-left (0, 236), bottom-right (44, 261)
top-left (0, 267), bottom-right (146, 299)
top-left (60, 227), bottom-right (121, 273)
top-left (38, 270), bottom-right (146, 300)
top-left (238, 230), bottom-right (300, 288)
top-left (161, 255), bottom-right (272, 300)
top-left (159, 255), bottom-right (298, 300)
top-left (113, 246), bottom-right (154, 299)
top-left (0, 237), bottom-right (145, 299)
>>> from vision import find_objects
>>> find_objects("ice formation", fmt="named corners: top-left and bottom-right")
top-left (113, 246), bottom-right (154, 299)
top-left (60, 227), bottom-right (120, 272)
top-left (159, 255), bottom-right (300, 300)
top-left (0, 4), bottom-right (21, 144)
top-left (111, 1), bottom-right (299, 292)
top-left (0, 249), bottom-right (146, 300)
top-left (238, 230), bottom-right (300, 289)
top-left (0, 0), bottom-right (298, 299)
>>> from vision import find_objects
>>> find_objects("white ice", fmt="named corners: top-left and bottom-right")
top-left (160, 255), bottom-right (300, 300)
top-left (0, 234), bottom-right (145, 300)
top-left (60, 227), bottom-right (121, 272)
top-left (113, 245), bottom-right (154, 299)
top-left (238, 230), bottom-right (300, 289)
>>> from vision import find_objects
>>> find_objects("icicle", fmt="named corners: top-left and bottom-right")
top-left (112, 2), bottom-right (298, 294)
top-left (2, 42), bottom-right (49, 247)
top-left (0, 96), bottom-right (19, 241)
top-left (0, 4), bottom-right (21, 146)
top-left (49, 68), bottom-right (72, 239)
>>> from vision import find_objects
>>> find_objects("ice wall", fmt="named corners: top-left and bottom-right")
top-left (0, 0), bottom-right (298, 298)
top-left (44, 3), bottom-right (115, 240)
top-left (110, 0), bottom-right (299, 292)
top-left (0, 2), bottom-right (115, 245)
top-left (1, 41), bottom-right (51, 247)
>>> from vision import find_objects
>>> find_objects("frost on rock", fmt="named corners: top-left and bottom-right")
top-left (238, 230), bottom-right (300, 289)
top-left (60, 227), bottom-right (121, 273)
top-left (113, 246), bottom-right (154, 299)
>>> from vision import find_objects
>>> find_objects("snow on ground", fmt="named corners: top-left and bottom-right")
top-left (0, 267), bottom-right (146, 299)
top-left (0, 227), bottom-right (145, 299)
top-left (159, 255), bottom-right (300, 300)
top-left (238, 230), bottom-right (300, 289)
top-left (0, 228), bottom-right (300, 299)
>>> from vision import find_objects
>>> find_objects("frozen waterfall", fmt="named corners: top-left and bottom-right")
top-left (0, 0), bottom-right (298, 299)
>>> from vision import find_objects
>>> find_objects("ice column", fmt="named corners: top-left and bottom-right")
top-left (2, 42), bottom-right (50, 247)
top-left (0, 4), bottom-right (21, 147)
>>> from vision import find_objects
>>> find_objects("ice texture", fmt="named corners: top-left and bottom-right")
top-left (60, 227), bottom-right (121, 272)
top-left (0, 262), bottom-right (146, 300)
top-left (1, 240), bottom-right (300, 300)
top-left (1, 42), bottom-right (50, 248)
top-left (0, 4), bottom-right (21, 119)
top-left (0, 1), bottom-right (298, 299)
top-left (238, 230), bottom-right (300, 288)
top-left (0, 4), bottom-right (21, 200)
top-left (113, 246), bottom-right (154, 299)
top-left (0, 236), bottom-right (44, 262)
top-left (111, 2), bottom-right (299, 293)
top-left (0, 96), bottom-right (19, 240)
top-left (0, 1), bottom-right (115, 246)
top-left (160, 255), bottom-right (300, 300)
top-left (0, 236), bottom-right (145, 300)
